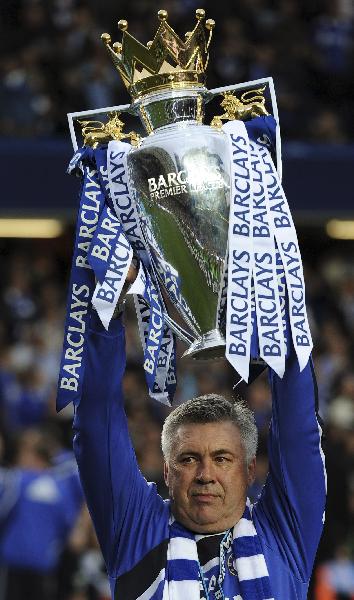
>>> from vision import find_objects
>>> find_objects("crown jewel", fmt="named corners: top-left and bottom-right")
top-left (101, 9), bottom-right (215, 101)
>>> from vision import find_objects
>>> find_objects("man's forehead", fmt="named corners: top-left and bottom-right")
top-left (173, 421), bottom-right (242, 449)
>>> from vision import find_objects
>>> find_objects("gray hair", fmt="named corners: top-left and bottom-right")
top-left (161, 394), bottom-right (258, 465)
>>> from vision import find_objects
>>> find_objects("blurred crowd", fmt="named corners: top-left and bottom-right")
top-left (0, 0), bottom-right (353, 143)
top-left (0, 235), bottom-right (353, 599)
top-left (0, 0), bottom-right (353, 598)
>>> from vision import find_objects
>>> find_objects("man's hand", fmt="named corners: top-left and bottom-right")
top-left (113, 258), bottom-right (139, 318)
top-left (126, 259), bottom-right (138, 287)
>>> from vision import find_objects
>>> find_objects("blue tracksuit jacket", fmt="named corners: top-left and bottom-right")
top-left (73, 313), bottom-right (326, 599)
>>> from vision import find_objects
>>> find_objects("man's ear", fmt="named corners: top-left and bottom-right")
top-left (164, 462), bottom-right (169, 487)
top-left (247, 457), bottom-right (256, 486)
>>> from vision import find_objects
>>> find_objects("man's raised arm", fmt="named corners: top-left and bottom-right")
top-left (72, 311), bottom-right (169, 585)
top-left (255, 350), bottom-right (326, 582)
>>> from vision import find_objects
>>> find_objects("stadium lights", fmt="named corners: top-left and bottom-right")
top-left (0, 218), bottom-right (64, 238)
top-left (326, 220), bottom-right (354, 240)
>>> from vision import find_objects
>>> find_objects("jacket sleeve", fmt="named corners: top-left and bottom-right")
top-left (254, 350), bottom-right (326, 582)
top-left (72, 312), bottom-right (169, 579)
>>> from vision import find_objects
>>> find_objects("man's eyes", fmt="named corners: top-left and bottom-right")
top-left (215, 455), bottom-right (232, 463)
top-left (180, 456), bottom-right (196, 464)
top-left (179, 455), bottom-right (231, 464)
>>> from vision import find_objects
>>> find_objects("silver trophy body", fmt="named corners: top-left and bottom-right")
top-left (127, 89), bottom-right (230, 359)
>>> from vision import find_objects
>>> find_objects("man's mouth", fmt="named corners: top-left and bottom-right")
top-left (191, 493), bottom-right (218, 503)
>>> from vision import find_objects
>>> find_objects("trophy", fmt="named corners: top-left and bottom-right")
top-left (57, 8), bottom-right (312, 410)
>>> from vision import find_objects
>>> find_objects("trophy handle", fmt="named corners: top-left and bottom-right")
top-left (205, 76), bottom-right (282, 181)
top-left (77, 112), bottom-right (141, 148)
top-left (210, 86), bottom-right (269, 127)
top-left (68, 102), bottom-right (131, 151)
top-left (67, 77), bottom-right (282, 181)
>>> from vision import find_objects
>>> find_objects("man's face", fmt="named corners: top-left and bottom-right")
top-left (164, 421), bottom-right (256, 534)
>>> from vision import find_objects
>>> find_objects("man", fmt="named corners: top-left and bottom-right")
top-left (0, 428), bottom-right (83, 600)
top-left (73, 309), bottom-right (326, 600)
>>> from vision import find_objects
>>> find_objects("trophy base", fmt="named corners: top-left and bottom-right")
top-left (182, 330), bottom-right (267, 384)
top-left (182, 329), bottom-right (226, 360)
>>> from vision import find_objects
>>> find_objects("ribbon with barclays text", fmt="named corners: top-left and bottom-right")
top-left (58, 115), bottom-right (308, 408)
top-left (249, 138), bottom-right (285, 376)
top-left (57, 149), bottom-right (105, 410)
top-left (223, 120), bottom-right (255, 382)
top-left (107, 141), bottom-right (148, 260)
top-left (257, 143), bottom-right (312, 370)
top-left (58, 142), bottom-right (177, 408)
top-left (129, 263), bottom-right (177, 404)
top-left (222, 119), bottom-right (311, 381)
top-left (106, 140), bottom-right (177, 403)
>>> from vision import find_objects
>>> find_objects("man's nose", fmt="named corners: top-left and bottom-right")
top-left (195, 459), bottom-right (216, 484)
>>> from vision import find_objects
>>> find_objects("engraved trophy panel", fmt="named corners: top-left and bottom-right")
top-left (127, 117), bottom-right (230, 357)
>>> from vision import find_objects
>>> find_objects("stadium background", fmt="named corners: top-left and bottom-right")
top-left (0, 0), bottom-right (353, 598)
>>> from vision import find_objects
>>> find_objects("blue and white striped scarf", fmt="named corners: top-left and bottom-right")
top-left (140, 499), bottom-right (273, 600)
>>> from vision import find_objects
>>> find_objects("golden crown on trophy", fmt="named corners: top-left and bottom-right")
top-left (101, 9), bottom-right (215, 101)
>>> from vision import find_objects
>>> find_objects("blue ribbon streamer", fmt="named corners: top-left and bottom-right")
top-left (56, 150), bottom-right (106, 411)
top-left (141, 274), bottom-right (165, 395)
top-left (245, 115), bottom-right (277, 150)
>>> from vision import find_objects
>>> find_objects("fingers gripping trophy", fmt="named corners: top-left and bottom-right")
top-left (57, 8), bottom-right (313, 411)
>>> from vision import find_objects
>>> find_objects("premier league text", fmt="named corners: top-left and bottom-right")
top-left (147, 169), bottom-right (224, 200)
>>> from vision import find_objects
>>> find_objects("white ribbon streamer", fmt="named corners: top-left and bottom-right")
top-left (249, 140), bottom-right (285, 377)
top-left (223, 120), bottom-right (254, 382)
top-left (92, 231), bottom-right (133, 330)
top-left (127, 261), bottom-right (147, 297)
top-left (257, 144), bottom-right (312, 370)
top-left (223, 121), bottom-right (311, 381)
top-left (107, 140), bottom-right (148, 261)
